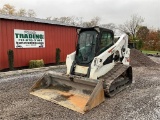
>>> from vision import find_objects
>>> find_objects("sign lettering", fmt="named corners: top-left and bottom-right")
top-left (14, 29), bottom-right (45, 48)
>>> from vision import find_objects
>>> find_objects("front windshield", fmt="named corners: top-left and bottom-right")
top-left (76, 30), bottom-right (98, 65)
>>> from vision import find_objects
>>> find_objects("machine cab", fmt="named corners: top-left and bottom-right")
top-left (75, 27), bottom-right (114, 66)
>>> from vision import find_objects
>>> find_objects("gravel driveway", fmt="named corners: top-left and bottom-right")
top-left (0, 57), bottom-right (160, 120)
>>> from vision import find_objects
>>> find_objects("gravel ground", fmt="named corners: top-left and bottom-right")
top-left (130, 49), bottom-right (158, 67)
top-left (0, 57), bottom-right (160, 120)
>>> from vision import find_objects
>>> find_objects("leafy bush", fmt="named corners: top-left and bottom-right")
top-left (56, 48), bottom-right (61, 64)
top-left (136, 40), bottom-right (143, 50)
top-left (29, 59), bottom-right (44, 68)
top-left (7, 49), bottom-right (14, 70)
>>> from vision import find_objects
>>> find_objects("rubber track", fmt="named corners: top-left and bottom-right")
top-left (100, 62), bottom-right (131, 97)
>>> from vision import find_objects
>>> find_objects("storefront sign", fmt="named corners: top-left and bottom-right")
top-left (14, 29), bottom-right (45, 48)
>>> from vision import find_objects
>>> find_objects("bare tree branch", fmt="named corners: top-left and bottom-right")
top-left (118, 14), bottom-right (144, 39)
top-left (27, 9), bottom-right (36, 17)
top-left (17, 8), bottom-right (27, 17)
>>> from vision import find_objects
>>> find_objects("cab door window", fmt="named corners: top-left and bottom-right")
top-left (99, 32), bottom-right (113, 53)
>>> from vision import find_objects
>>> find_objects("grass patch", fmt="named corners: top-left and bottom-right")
top-left (142, 50), bottom-right (160, 55)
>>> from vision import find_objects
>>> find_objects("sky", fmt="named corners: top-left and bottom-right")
top-left (0, 0), bottom-right (160, 29)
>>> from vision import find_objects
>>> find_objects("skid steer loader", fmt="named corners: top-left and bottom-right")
top-left (30, 26), bottom-right (132, 114)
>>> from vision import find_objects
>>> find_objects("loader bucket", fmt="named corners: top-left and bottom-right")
top-left (30, 71), bottom-right (105, 114)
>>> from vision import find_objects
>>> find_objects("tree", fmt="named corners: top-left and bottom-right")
top-left (90, 16), bottom-right (101, 26)
top-left (145, 30), bottom-right (159, 50)
top-left (52, 16), bottom-right (75, 25)
top-left (136, 40), bottom-right (144, 50)
top-left (82, 17), bottom-right (100, 27)
top-left (100, 23), bottom-right (116, 32)
top-left (0, 4), bottom-right (37, 17)
top-left (119, 14), bottom-right (144, 40)
top-left (58, 17), bottom-right (74, 24)
top-left (51, 16), bottom-right (83, 26)
top-left (17, 8), bottom-right (27, 17)
top-left (157, 30), bottom-right (160, 39)
top-left (136, 26), bottom-right (149, 50)
top-left (46, 16), bottom-right (52, 20)
top-left (0, 4), bottom-right (16, 15)
top-left (49, 16), bottom-right (100, 27)
top-left (137, 26), bottom-right (149, 41)
top-left (157, 30), bottom-right (160, 50)
top-left (71, 16), bottom-right (83, 26)
top-left (27, 9), bottom-right (36, 17)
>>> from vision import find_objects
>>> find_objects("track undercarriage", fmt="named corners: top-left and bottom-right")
top-left (101, 62), bottom-right (132, 97)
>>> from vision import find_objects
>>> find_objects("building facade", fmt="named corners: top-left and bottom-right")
top-left (0, 14), bottom-right (77, 70)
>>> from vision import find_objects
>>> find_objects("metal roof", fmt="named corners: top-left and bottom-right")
top-left (0, 14), bottom-right (77, 27)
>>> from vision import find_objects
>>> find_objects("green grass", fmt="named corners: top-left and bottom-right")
top-left (142, 50), bottom-right (160, 55)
